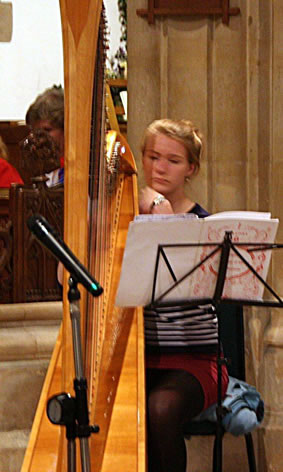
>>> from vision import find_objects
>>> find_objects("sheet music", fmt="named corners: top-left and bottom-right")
top-left (115, 211), bottom-right (279, 307)
top-left (134, 213), bottom-right (198, 222)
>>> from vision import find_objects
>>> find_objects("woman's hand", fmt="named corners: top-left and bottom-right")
top-left (139, 187), bottom-right (173, 214)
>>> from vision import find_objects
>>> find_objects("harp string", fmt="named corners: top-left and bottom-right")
top-left (85, 5), bottom-right (108, 403)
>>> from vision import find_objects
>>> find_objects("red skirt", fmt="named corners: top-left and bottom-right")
top-left (146, 352), bottom-right (229, 410)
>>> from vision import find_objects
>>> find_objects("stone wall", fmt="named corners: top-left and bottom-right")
top-left (0, 302), bottom-right (62, 472)
top-left (128, 1), bottom-right (283, 471)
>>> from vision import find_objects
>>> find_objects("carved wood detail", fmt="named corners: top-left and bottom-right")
top-left (136, 0), bottom-right (240, 25)
top-left (0, 123), bottom-right (64, 303)
top-left (0, 218), bottom-right (12, 303)
top-left (9, 182), bottom-right (64, 303)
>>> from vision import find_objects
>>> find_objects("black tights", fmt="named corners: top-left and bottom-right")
top-left (146, 369), bottom-right (205, 472)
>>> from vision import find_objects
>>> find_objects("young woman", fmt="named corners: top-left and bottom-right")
top-left (139, 119), bottom-right (228, 472)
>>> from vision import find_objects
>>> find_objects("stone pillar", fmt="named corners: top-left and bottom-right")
top-left (255, 1), bottom-right (283, 470)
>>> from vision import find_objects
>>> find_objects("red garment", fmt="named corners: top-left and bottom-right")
top-left (146, 352), bottom-right (229, 410)
top-left (0, 158), bottom-right (24, 188)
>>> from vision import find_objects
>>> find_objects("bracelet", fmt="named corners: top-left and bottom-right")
top-left (150, 195), bottom-right (167, 211)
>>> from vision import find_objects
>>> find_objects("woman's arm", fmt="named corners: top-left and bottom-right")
top-left (139, 186), bottom-right (173, 214)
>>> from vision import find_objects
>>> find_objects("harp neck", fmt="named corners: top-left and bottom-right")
top-left (59, 0), bottom-right (103, 390)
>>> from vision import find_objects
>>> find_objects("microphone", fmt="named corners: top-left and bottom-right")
top-left (27, 214), bottom-right (103, 297)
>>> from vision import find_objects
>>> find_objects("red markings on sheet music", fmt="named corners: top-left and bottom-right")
top-left (192, 223), bottom-right (272, 299)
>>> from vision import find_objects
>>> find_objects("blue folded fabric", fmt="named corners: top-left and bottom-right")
top-left (193, 376), bottom-right (264, 436)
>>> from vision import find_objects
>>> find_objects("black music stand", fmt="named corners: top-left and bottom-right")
top-left (145, 231), bottom-right (283, 472)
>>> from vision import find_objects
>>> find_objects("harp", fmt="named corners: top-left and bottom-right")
top-left (21, 1), bottom-right (146, 471)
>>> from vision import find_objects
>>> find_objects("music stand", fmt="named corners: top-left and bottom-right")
top-left (146, 230), bottom-right (283, 472)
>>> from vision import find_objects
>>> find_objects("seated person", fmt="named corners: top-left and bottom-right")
top-left (25, 85), bottom-right (64, 187)
top-left (139, 118), bottom-right (229, 472)
top-left (0, 135), bottom-right (24, 188)
top-left (20, 128), bottom-right (61, 184)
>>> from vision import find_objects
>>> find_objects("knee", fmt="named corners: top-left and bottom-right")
top-left (148, 390), bottom-right (183, 428)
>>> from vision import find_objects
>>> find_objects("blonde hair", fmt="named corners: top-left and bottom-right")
top-left (141, 119), bottom-right (203, 176)
top-left (0, 136), bottom-right (8, 160)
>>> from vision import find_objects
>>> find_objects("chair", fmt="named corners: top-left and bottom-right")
top-left (183, 303), bottom-right (257, 472)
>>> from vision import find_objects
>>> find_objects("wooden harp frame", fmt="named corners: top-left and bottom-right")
top-left (21, 1), bottom-right (146, 471)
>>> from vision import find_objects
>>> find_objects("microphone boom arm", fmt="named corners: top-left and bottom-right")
top-left (27, 214), bottom-right (103, 297)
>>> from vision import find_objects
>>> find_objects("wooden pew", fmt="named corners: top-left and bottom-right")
top-left (9, 180), bottom-right (64, 303)
top-left (0, 123), bottom-right (64, 304)
top-left (0, 188), bottom-right (12, 303)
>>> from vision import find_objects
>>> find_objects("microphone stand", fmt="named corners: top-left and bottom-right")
top-left (47, 276), bottom-right (99, 472)
top-left (26, 214), bottom-right (102, 471)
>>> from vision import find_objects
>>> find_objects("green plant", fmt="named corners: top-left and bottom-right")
top-left (118, 0), bottom-right (127, 45)
top-left (106, 0), bottom-right (127, 78)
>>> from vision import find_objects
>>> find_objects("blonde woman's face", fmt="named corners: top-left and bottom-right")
top-left (142, 133), bottom-right (194, 199)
